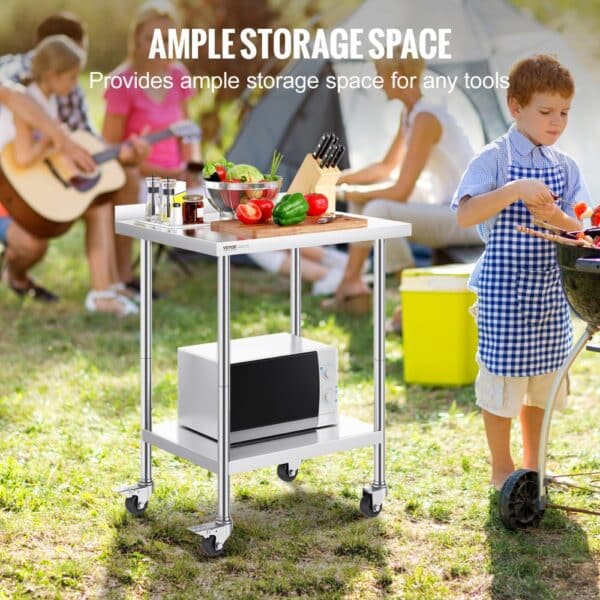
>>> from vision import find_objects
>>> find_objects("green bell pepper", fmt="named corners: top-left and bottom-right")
top-left (273, 193), bottom-right (308, 226)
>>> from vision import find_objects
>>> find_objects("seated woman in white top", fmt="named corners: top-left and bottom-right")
top-left (331, 47), bottom-right (480, 313)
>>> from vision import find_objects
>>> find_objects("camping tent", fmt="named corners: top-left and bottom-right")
top-left (229, 0), bottom-right (600, 200)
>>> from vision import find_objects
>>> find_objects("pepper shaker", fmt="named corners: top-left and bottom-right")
top-left (145, 176), bottom-right (161, 219)
top-left (160, 178), bottom-right (176, 223)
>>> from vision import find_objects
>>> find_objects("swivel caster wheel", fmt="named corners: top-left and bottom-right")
top-left (125, 495), bottom-right (148, 516)
top-left (201, 535), bottom-right (225, 557)
top-left (499, 469), bottom-right (545, 530)
top-left (277, 463), bottom-right (298, 482)
top-left (360, 491), bottom-right (382, 518)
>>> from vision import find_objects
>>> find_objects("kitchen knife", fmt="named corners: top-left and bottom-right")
top-left (331, 145), bottom-right (345, 169)
top-left (312, 133), bottom-right (328, 159)
top-left (322, 134), bottom-right (340, 166)
top-left (326, 139), bottom-right (342, 167)
top-left (318, 133), bottom-right (335, 164)
top-left (321, 142), bottom-right (338, 168)
top-left (327, 143), bottom-right (343, 168)
top-left (318, 132), bottom-right (335, 159)
top-left (317, 214), bottom-right (337, 224)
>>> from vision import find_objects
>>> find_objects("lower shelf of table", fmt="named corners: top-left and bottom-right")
top-left (142, 415), bottom-right (382, 474)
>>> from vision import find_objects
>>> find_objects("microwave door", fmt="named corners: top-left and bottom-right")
top-left (231, 352), bottom-right (320, 432)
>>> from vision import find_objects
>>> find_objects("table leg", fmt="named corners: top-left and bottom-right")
top-left (119, 239), bottom-right (153, 514)
top-left (291, 247), bottom-right (301, 336)
top-left (189, 254), bottom-right (233, 554)
top-left (217, 254), bottom-right (232, 526)
top-left (284, 247), bottom-right (303, 478)
top-left (537, 325), bottom-right (597, 508)
top-left (361, 238), bottom-right (387, 516)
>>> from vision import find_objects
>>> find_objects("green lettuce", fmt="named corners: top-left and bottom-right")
top-left (227, 164), bottom-right (263, 182)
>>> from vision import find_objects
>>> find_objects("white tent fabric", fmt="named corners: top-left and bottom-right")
top-left (333, 62), bottom-right (486, 172)
top-left (340, 0), bottom-right (600, 199)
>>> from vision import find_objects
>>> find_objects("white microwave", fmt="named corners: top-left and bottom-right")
top-left (178, 333), bottom-right (338, 444)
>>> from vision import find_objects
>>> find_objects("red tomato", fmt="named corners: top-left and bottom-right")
top-left (215, 165), bottom-right (227, 181)
top-left (305, 193), bottom-right (329, 216)
top-left (574, 201), bottom-right (588, 220)
top-left (251, 198), bottom-right (274, 221)
top-left (592, 205), bottom-right (600, 227)
top-left (236, 202), bottom-right (262, 224)
top-left (261, 188), bottom-right (278, 201)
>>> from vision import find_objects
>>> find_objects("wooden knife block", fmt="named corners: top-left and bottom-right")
top-left (286, 154), bottom-right (341, 213)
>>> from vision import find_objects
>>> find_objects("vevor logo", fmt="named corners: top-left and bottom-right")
top-left (222, 243), bottom-right (249, 252)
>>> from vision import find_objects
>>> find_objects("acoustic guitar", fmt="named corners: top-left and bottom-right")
top-left (0, 120), bottom-right (200, 238)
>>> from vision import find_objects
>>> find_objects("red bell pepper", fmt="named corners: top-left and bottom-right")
top-left (305, 193), bottom-right (329, 216)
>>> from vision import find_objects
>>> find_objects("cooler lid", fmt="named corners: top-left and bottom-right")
top-left (401, 264), bottom-right (475, 292)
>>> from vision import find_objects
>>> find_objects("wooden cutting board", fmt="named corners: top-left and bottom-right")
top-left (210, 214), bottom-right (367, 238)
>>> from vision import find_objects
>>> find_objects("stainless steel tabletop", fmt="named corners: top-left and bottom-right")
top-left (115, 204), bottom-right (412, 257)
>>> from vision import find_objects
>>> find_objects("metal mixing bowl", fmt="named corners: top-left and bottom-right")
top-left (204, 178), bottom-right (282, 219)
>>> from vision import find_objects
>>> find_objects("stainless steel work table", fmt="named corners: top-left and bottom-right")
top-left (115, 203), bottom-right (411, 556)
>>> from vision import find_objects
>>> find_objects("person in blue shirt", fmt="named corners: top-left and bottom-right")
top-left (452, 55), bottom-right (590, 490)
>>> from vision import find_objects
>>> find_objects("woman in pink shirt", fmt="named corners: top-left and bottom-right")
top-left (102, 1), bottom-right (200, 180)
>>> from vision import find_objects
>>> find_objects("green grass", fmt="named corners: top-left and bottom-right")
top-left (0, 225), bottom-right (599, 599)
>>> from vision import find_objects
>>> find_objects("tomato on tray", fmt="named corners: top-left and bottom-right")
top-left (251, 198), bottom-right (274, 221)
top-left (305, 193), bottom-right (329, 216)
top-left (236, 202), bottom-right (262, 224)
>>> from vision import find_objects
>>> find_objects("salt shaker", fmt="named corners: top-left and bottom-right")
top-left (171, 201), bottom-right (183, 226)
top-left (145, 176), bottom-right (161, 219)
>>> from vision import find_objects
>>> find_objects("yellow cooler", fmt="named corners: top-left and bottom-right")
top-left (401, 264), bottom-right (478, 386)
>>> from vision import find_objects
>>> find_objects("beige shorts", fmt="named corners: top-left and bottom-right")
top-left (475, 356), bottom-right (569, 418)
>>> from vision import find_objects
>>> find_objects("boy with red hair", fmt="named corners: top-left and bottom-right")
top-left (452, 55), bottom-right (591, 490)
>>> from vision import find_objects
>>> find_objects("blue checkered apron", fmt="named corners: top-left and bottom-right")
top-left (477, 137), bottom-right (572, 376)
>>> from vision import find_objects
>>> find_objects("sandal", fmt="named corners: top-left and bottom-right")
top-left (84, 290), bottom-right (139, 317)
top-left (110, 282), bottom-right (140, 303)
top-left (125, 278), bottom-right (164, 300)
top-left (385, 306), bottom-right (403, 334)
top-left (2, 266), bottom-right (59, 303)
top-left (311, 267), bottom-right (345, 297)
top-left (321, 292), bottom-right (372, 315)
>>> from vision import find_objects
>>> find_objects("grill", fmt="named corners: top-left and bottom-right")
top-left (557, 227), bottom-right (600, 327)
top-left (500, 226), bottom-right (599, 531)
